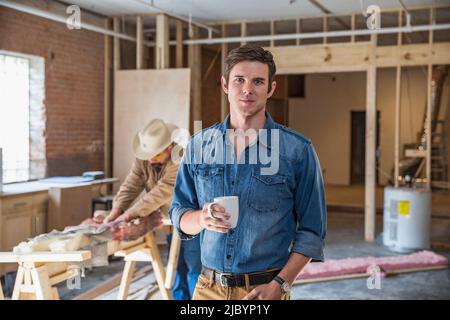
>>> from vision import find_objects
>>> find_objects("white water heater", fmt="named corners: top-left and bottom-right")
top-left (383, 187), bottom-right (431, 253)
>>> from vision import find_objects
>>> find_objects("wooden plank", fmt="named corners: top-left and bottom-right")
top-left (241, 22), bottom-right (247, 46)
top-left (117, 260), bottom-right (136, 300)
top-left (144, 233), bottom-right (172, 300)
top-left (293, 265), bottom-right (448, 285)
top-left (221, 24), bottom-right (228, 121)
top-left (104, 18), bottom-right (113, 181)
top-left (156, 14), bottom-right (169, 69)
top-left (269, 42), bottom-right (450, 74)
top-left (113, 17), bottom-right (120, 70)
top-left (0, 251), bottom-right (91, 263)
top-left (165, 231), bottom-right (181, 289)
top-left (30, 265), bottom-right (53, 300)
top-left (351, 14), bottom-right (355, 43)
top-left (73, 265), bottom-right (152, 300)
top-left (49, 268), bottom-right (79, 286)
top-left (405, 149), bottom-right (427, 158)
top-left (426, 64), bottom-right (432, 188)
top-left (136, 15), bottom-right (144, 69)
top-left (188, 26), bottom-right (202, 130)
top-left (124, 248), bottom-right (153, 262)
top-left (11, 265), bottom-right (25, 300)
top-left (394, 66), bottom-right (401, 187)
top-left (270, 20), bottom-right (274, 47)
top-left (296, 18), bottom-right (301, 46)
top-left (365, 33), bottom-right (377, 242)
top-left (114, 243), bottom-right (147, 257)
top-left (385, 265), bottom-right (448, 275)
top-left (176, 20), bottom-right (183, 68)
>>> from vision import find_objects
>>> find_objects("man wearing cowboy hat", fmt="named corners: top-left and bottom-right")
top-left (99, 118), bottom-right (201, 300)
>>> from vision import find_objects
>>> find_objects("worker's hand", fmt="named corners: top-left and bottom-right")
top-left (103, 207), bottom-right (123, 224)
top-left (114, 211), bottom-right (134, 223)
top-left (199, 203), bottom-right (232, 233)
top-left (242, 281), bottom-right (283, 300)
top-left (91, 210), bottom-right (109, 224)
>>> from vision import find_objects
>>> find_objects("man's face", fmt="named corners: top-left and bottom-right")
top-left (222, 60), bottom-right (276, 118)
top-left (149, 144), bottom-right (173, 164)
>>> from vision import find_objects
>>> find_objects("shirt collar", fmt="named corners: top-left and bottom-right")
top-left (220, 112), bottom-right (275, 149)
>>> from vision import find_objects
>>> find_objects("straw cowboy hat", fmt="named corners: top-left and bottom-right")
top-left (132, 119), bottom-right (178, 160)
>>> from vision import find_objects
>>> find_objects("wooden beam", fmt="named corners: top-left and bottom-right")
top-left (426, 8), bottom-right (434, 189)
top-left (165, 232), bottom-right (181, 289)
top-left (365, 33), bottom-right (377, 242)
top-left (241, 22), bottom-right (247, 46)
top-left (323, 16), bottom-right (328, 44)
top-left (270, 20), bottom-right (274, 47)
top-left (136, 16), bottom-right (144, 69)
top-left (104, 18), bottom-right (112, 181)
top-left (156, 14), bottom-right (169, 69)
top-left (296, 19), bottom-right (301, 46)
top-left (0, 251), bottom-right (91, 263)
top-left (176, 20), bottom-right (183, 68)
top-left (394, 10), bottom-right (402, 188)
top-left (394, 66), bottom-right (401, 188)
top-left (113, 17), bottom-right (120, 70)
top-left (269, 42), bottom-right (450, 74)
top-left (221, 24), bottom-right (228, 121)
top-left (188, 26), bottom-right (202, 130)
top-left (207, 3), bottom-right (450, 25)
top-left (351, 14), bottom-right (356, 43)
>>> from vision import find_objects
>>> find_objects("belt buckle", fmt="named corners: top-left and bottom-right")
top-left (219, 273), bottom-right (228, 287)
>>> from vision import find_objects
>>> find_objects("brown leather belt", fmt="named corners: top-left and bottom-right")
top-left (201, 266), bottom-right (281, 287)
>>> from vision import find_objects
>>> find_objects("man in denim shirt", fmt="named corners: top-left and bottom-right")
top-left (170, 45), bottom-right (326, 300)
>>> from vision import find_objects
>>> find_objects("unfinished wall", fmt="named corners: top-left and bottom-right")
top-left (289, 68), bottom-right (430, 186)
top-left (0, 0), bottom-right (105, 176)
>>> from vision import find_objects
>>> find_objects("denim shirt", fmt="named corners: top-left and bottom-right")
top-left (169, 113), bottom-right (327, 274)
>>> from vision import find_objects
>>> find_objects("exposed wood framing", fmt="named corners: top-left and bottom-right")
top-left (270, 20), bottom-right (275, 47)
top-left (269, 42), bottom-right (450, 74)
top-left (188, 26), bottom-right (202, 131)
top-left (176, 20), bottom-right (184, 68)
top-left (241, 22), bottom-right (247, 46)
top-left (104, 18), bottom-right (112, 181)
top-left (365, 33), bottom-right (377, 242)
top-left (136, 16), bottom-right (144, 69)
top-left (156, 14), bottom-right (169, 69)
top-left (113, 17), bottom-right (121, 70)
top-left (394, 10), bottom-right (402, 187)
top-left (221, 24), bottom-right (228, 121)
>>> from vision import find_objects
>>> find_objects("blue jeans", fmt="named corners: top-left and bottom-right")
top-left (166, 234), bottom-right (201, 300)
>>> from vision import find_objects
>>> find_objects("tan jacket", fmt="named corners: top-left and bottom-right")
top-left (112, 158), bottom-right (179, 219)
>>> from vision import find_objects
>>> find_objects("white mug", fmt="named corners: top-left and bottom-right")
top-left (211, 196), bottom-right (239, 229)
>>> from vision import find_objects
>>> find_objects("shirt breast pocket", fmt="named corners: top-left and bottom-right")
top-left (195, 165), bottom-right (224, 202)
top-left (247, 173), bottom-right (287, 213)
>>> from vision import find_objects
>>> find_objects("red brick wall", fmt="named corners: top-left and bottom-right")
top-left (0, 2), bottom-right (105, 176)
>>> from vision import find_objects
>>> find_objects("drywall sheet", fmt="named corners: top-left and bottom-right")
top-left (113, 69), bottom-right (190, 190)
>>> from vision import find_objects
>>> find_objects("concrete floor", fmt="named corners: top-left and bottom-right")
top-left (291, 212), bottom-right (450, 300)
top-left (2, 211), bottom-right (449, 300)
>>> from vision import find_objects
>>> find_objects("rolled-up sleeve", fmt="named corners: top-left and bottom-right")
top-left (292, 142), bottom-right (327, 262)
top-left (169, 142), bottom-right (200, 240)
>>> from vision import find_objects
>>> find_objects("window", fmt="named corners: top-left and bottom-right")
top-left (0, 51), bottom-right (45, 184)
top-left (0, 53), bottom-right (30, 183)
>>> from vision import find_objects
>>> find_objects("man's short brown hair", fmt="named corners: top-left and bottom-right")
top-left (224, 44), bottom-right (277, 92)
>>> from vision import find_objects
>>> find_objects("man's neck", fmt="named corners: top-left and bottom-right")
top-left (229, 108), bottom-right (266, 131)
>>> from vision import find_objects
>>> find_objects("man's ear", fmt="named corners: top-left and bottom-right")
top-left (221, 76), bottom-right (228, 94)
top-left (267, 81), bottom-right (277, 98)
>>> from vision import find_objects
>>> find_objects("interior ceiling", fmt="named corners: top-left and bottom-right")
top-left (58, 0), bottom-right (448, 23)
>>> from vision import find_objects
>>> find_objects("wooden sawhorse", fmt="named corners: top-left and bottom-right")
top-left (0, 251), bottom-right (91, 300)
